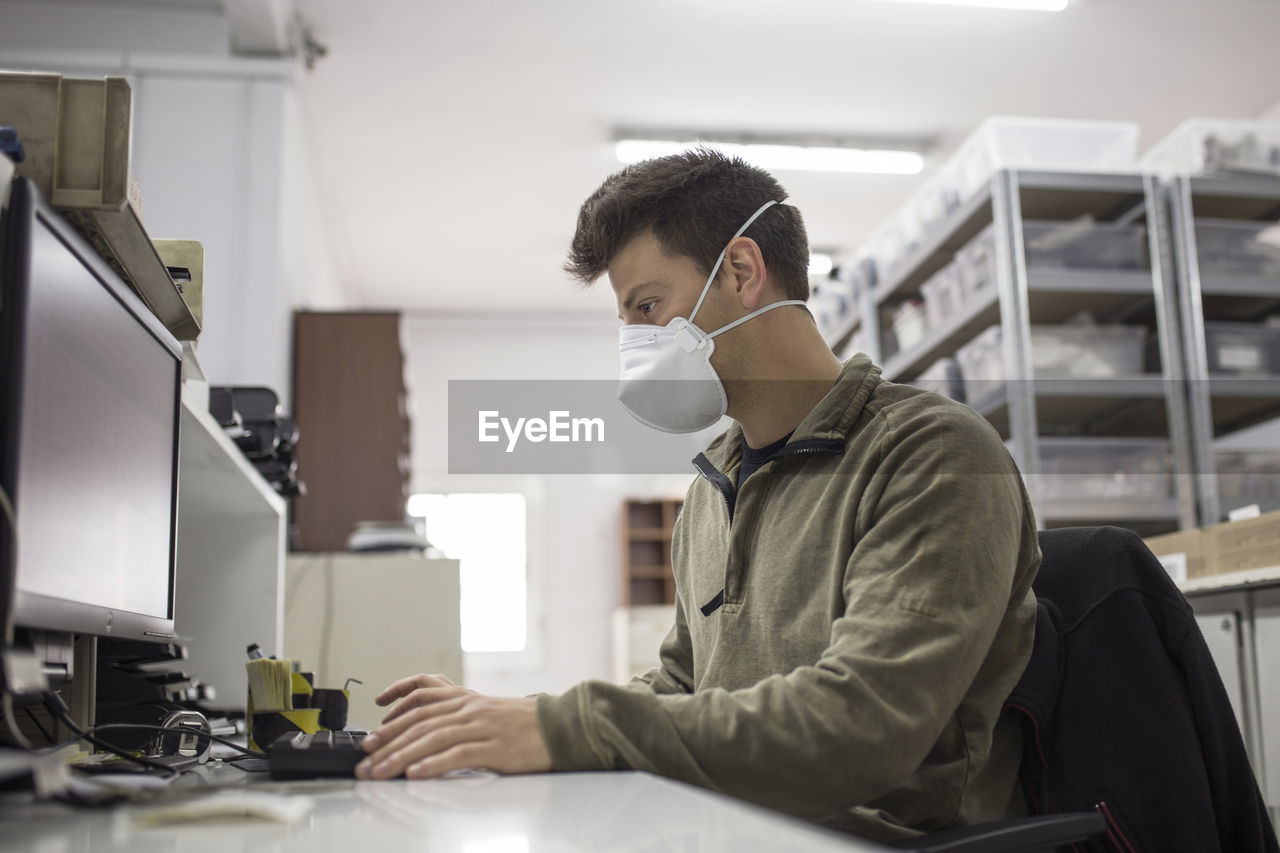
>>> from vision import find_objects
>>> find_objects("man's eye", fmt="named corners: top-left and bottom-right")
top-left (638, 301), bottom-right (656, 316)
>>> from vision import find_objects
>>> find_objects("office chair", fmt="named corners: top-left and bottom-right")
top-left (906, 525), bottom-right (1278, 853)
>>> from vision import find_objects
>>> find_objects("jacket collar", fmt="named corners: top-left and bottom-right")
top-left (698, 353), bottom-right (882, 473)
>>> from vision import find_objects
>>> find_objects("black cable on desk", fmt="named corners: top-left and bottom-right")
top-left (43, 694), bottom-right (179, 776)
top-left (74, 723), bottom-right (267, 759)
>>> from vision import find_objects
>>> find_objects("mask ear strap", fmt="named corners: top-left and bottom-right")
top-left (707, 299), bottom-right (809, 340)
top-left (689, 200), bottom-right (779, 323)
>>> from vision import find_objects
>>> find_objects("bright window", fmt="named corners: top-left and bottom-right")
top-left (407, 493), bottom-right (527, 653)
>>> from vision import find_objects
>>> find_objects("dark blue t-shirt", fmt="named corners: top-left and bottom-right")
top-left (737, 431), bottom-right (793, 488)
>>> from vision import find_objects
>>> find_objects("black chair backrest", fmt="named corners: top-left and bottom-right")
top-left (1010, 526), bottom-right (1278, 853)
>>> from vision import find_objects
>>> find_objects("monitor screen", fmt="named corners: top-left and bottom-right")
top-left (1, 178), bottom-right (181, 642)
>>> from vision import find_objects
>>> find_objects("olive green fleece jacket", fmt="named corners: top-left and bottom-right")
top-left (536, 354), bottom-right (1040, 843)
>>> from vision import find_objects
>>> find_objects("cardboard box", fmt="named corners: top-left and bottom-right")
top-left (1144, 528), bottom-right (1209, 583)
top-left (1204, 509), bottom-right (1280, 577)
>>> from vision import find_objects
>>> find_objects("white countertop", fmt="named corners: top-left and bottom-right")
top-left (0, 770), bottom-right (890, 853)
top-left (1179, 564), bottom-right (1280, 595)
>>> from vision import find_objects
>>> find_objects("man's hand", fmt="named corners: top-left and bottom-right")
top-left (354, 673), bottom-right (551, 780)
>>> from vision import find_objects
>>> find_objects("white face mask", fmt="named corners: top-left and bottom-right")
top-left (617, 200), bottom-right (809, 434)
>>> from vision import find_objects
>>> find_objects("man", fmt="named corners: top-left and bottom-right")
top-left (357, 148), bottom-right (1039, 844)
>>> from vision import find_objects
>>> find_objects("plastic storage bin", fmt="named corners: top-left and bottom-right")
top-left (866, 117), bottom-right (1140, 287)
top-left (1202, 321), bottom-right (1280, 376)
top-left (1037, 438), bottom-right (1173, 500)
top-left (955, 325), bottom-right (1005, 403)
top-left (1141, 119), bottom-right (1280, 178)
top-left (920, 262), bottom-right (965, 331)
top-left (914, 357), bottom-right (965, 402)
top-left (948, 117), bottom-right (1141, 202)
top-left (1216, 450), bottom-right (1280, 506)
top-left (1193, 219), bottom-right (1280, 278)
top-left (1031, 323), bottom-right (1147, 377)
top-left (956, 322), bottom-right (1148, 401)
top-left (955, 224), bottom-right (998, 300)
top-left (885, 299), bottom-right (928, 357)
top-left (1023, 219), bottom-right (1149, 271)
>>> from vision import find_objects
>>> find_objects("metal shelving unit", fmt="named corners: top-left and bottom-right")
top-left (1163, 173), bottom-right (1280, 525)
top-left (830, 169), bottom-right (1199, 535)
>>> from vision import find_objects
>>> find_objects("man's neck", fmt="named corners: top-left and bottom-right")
top-left (725, 326), bottom-right (844, 449)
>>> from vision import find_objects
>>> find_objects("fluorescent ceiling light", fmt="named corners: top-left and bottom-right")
top-left (808, 253), bottom-right (834, 276)
top-left (614, 139), bottom-right (925, 175)
top-left (865, 0), bottom-right (1071, 9)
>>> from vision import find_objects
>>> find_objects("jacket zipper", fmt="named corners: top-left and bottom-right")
top-left (692, 439), bottom-right (845, 523)
top-left (692, 453), bottom-right (736, 522)
top-left (691, 439), bottom-right (846, 616)
top-left (772, 438), bottom-right (845, 459)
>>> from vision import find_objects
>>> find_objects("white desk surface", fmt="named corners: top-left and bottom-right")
top-left (0, 770), bottom-right (891, 853)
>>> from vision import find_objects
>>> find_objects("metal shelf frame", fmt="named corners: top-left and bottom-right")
top-left (831, 169), bottom-right (1199, 532)
top-left (1162, 173), bottom-right (1280, 525)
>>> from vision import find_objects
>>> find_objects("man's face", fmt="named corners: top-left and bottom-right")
top-left (608, 230), bottom-right (730, 330)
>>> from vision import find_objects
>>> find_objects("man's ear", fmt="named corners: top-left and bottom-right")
top-left (722, 237), bottom-right (768, 310)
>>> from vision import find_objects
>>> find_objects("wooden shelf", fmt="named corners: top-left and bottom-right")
top-left (621, 498), bottom-right (682, 605)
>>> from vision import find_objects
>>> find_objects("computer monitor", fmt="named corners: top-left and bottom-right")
top-left (0, 177), bottom-right (182, 645)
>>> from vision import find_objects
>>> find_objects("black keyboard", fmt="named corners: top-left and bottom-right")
top-left (267, 730), bottom-right (369, 779)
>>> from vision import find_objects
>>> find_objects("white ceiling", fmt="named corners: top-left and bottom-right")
top-left (75, 0), bottom-right (1280, 317)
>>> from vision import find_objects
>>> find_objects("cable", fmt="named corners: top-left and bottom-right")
top-left (62, 723), bottom-right (266, 760)
top-left (23, 704), bottom-right (52, 743)
top-left (2, 690), bottom-right (33, 749)
top-left (45, 699), bottom-right (178, 776)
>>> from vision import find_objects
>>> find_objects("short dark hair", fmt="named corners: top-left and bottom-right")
top-left (565, 147), bottom-right (811, 302)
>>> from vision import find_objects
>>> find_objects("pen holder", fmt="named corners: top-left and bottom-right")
top-left (248, 708), bottom-right (322, 752)
top-left (291, 671), bottom-right (315, 708)
top-left (311, 688), bottom-right (350, 731)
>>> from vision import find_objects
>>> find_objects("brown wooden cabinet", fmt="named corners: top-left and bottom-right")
top-left (292, 312), bottom-right (409, 552)
top-left (621, 499), bottom-right (683, 605)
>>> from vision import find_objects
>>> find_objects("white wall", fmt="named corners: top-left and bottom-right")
top-left (403, 313), bottom-right (693, 696)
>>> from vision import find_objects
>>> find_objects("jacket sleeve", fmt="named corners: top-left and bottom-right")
top-left (536, 404), bottom-right (1035, 818)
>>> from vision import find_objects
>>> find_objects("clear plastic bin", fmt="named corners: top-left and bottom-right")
top-left (1023, 219), bottom-right (1149, 271)
top-left (914, 357), bottom-right (965, 402)
top-left (920, 262), bottom-right (964, 331)
top-left (1193, 219), bottom-right (1280, 278)
top-left (949, 117), bottom-right (1141, 202)
top-left (1031, 323), bottom-right (1147, 377)
top-left (886, 299), bottom-right (928, 357)
top-left (956, 322), bottom-right (1148, 401)
top-left (1037, 437), bottom-right (1173, 500)
top-left (1216, 450), bottom-right (1280, 505)
top-left (955, 224), bottom-right (998, 300)
top-left (956, 325), bottom-right (1005, 403)
top-left (1141, 119), bottom-right (1280, 178)
top-left (1203, 322), bottom-right (1280, 376)
top-left (868, 117), bottom-right (1140, 285)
